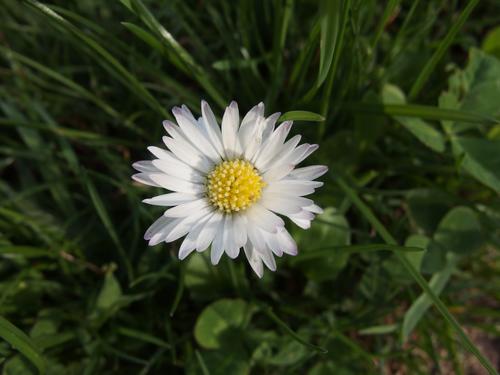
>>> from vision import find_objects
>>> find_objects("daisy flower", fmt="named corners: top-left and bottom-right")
top-left (132, 101), bottom-right (327, 277)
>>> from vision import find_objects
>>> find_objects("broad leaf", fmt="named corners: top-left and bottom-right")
top-left (382, 84), bottom-right (445, 152)
top-left (194, 299), bottom-right (252, 349)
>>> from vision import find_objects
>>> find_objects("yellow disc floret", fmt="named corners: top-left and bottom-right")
top-left (206, 159), bottom-right (265, 213)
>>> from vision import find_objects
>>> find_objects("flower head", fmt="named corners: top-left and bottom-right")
top-left (132, 101), bottom-right (327, 277)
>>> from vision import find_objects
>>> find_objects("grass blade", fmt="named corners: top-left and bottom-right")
top-left (81, 169), bottom-right (133, 281)
top-left (260, 304), bottom-right (328, 354)
top-left (0, 316), bottom-right (46, 374)
top-left (291, 244), bottom-right (423, 263)
top-left (122, 0), bottom-right (226, 108)
top-left (317, 0), bottom-right (341, 87)
top-left (279, 111), bottom-right (325, 122)
top-left (344, 102), bottom-right (499, 125)
top-left (409, 0), bottom-right (480, 99)
top-left (333, 173), bottom-right (498, 375)
top-left (25, 0), bottom-right (168, 118)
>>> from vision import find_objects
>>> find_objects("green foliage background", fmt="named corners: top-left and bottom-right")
top-left (1, 0), bottom-right (499, 374)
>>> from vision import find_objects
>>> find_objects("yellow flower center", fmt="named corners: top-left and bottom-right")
top-left (206, 159), bottom-right (265, 213)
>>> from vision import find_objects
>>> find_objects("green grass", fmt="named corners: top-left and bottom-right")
top-left (1, 0), bottom-right (500, 374)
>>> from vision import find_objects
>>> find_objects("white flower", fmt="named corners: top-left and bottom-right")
top-left (132, 101), bottom-right (327, 277)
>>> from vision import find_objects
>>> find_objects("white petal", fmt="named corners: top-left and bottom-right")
top-left (276, 143), bottom-right (314, 168)
top-left (171, 107), bottom-right (221, 163)
top-left (246, 204), bottom-right (284, 232)
top-left (144, 215), bottom-right (170, 240)
top-left (288, 210), bottom-right (315, 229)
top-left (289, 165), bottom-right (328, 180)
top-left (163, 198), bottom-right (210, 217)
top-left (261, 112), bottom-right (281, 140)
top-left (201, 100), bottom-right (225, 157)
top-left (242, 112), bottom-right (280, 161)
top-left (238, 102), bottom-right (264, 149)
top-left (178, 214), bottom-right (212, 260)
top-left (243, 242), bottom-right (264, 278)
top-left (132, 160), bottom-right (158, 173)
top-left (223, 215), bottom-right (240, 259)
top-left (259, 195), bottom-right (309, 216)
top-left (211, 216), bottom-right (226, 265)
top-left (246, 224), bottom-right (267, 253)
top-left (259, 134), bottom-right (301, 172)
top-left (262, 230), bottom-right (284, 257)
top-left (149, 173), bottom-right (205, 194)
top-left (148, 218), bottom-right (182, 246)
top-left (277, 227), bottom-right (298, 255)
top-left (164, 206), bottom-right (213, 243)
top-left (262, 163), bottom-right (294, 182)
top-left (148, 146), bottom-right (172, 160)
top-left (256, 247), bottom-right (276, 272)
top-left (253, 122), bottom-right (292, 170)
top-left (132, 173), bottom-right (162, 188)
top-left (221, 101), bottom-right (241, 159)
top-left (143, 192), bottom-right (200, 206)
top-left (152, 159), bottom-right (204, 183)
top-left (291, 144), bottom-right (319, 165)
top-left (232, 214), bottom-right (248, 249)
top-left (265, 180), bottom-right (323, 196)
top-left (162, 135), bottom-right (213, 173)
top-left (197, 211), bottom-right (224, 252)
top-left (304, 204), bottom-right (323, 214)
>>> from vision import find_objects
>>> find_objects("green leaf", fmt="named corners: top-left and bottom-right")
top-left (403, 235), bottom-right (429, 272)
top-left (382, 84), bottom-right (445, 152)
top-left (194, 299), bottom-right (251, 349)
top-left (279, 111), bottom-right (325, 122)
top-left (293, 208), bottom-right (350, 281)
top-left (358, 324), bottom-right (397, 336)
top-left (0, 316), bottom-right (46, 374)
top-left (409, 0), bottom-right (480, 99)
top-left (333, 175), bottom-right (498, 374)
top-left (402, 206), bottom-right (483, 341)
top-left (95, 269), bottom-right (123, 313)
top-left (406, 189), bottom-right (454, 234)
top-left (81, 170), bottom-right (133, 280)
top-left (440, 48), bottom-right (500, 134)
top-left (0, 246), bottom-right (53, 258)
top-left (433, 206), bottom-right (483, 255)
top-left (401, 252), bottom-right (459, 342)
top-left (197, 348), bottom-right (249, 375)
top-left (452, 136), bottom-right (500, 193)
top-left (482, 25), bottom-right (500, 59)
top-left (317, 0), bottom-right (341, 87)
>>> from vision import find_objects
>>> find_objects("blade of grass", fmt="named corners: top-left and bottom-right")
top-left (343, 102), bottom-right (499, 125)
top-left (25, 0), bottom-right (168, 118)
top-left (291, 244), bottom-right (423, 264)
top-left (318, 0), bottom-right (351, 138)
top-left (0, 316), bottom-right (46, 374)
top-left (332, 173), bottom-right (498, 375)
top-left (169, 264), bottom-right (185, 317)
top-left (279, 111), bottom-right (325, 122)
top-left (408, 0), bottom-right (480, 100)
top-left (317, 0), bottom-right (341, 87)
top-left (81, 169), bottom-right (133, 281)
top-left (260, 304), bottom-right (328, 354)
top-left (372, 0), bottom-right (400, 52)
top-left (117, 327), bottom-right (171, 349)
top-left (0, 46), bottom-right (123, 124)
top-left (122, 0), bottom-right (226, 108)
top-left (195, 350), bottom-right (211, 375)
top-left (0, 245), bottom-right (53, 258)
